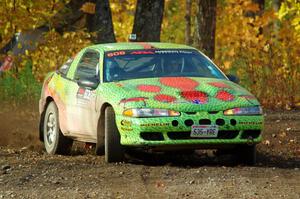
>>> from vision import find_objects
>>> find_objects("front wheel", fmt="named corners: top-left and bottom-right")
top-left (104, 107), bottom-right (124, 163)
top-left (43, 102), bottom-right (73, 155)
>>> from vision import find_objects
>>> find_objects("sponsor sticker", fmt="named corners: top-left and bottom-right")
top-left (106, 49), bottom-right (194, 57)
top-left (76, 88), bottom-right (95, 105)
top-left (107, 51), bottom-right (126, 57)
top-left (121, 120), bottom-right (132, 127)
top-left (120, 127), bottom-right (133, 131)
top-left (239, 121), bottom-right (262, 125)
top-left (140, 123), bottom-right (169, 127)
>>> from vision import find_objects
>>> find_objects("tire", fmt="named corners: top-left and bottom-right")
top-left (95, 113), bottom-right (105, 155)
top-left (43, 101), bottom-right (73, 155)
top-left (235, 145), bottom-right (257, 166)
top-left (95, 130), bottom-right (105, 155)
top-left (104, 107), bottom-right (124, 163)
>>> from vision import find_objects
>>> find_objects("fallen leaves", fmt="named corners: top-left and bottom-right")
top-left (279, 132), bottom-right (287, 138)
top-left (80, 2), bottom-right (96, 14)
top-left (155, 181), bottom-right (165, 188)
top-left (264, 140), bottom-right (270, 146)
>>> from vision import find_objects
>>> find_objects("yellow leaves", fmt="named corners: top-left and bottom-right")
top-left (49, 60), bottom-right (56, 69)
top-left (245, 3), bottom-right (259, 13)
top-left (292, 16), bottom-right (300, 31)
top-left (276, 64), bottom-right (290, 79)
top-left (0, 0), bottom-right (66, 50)
top-left (7, 1), bottom-right (14, 8)
top-left (17, 43), bottom-right (22, 49)
top-left (80, 2), bottom-right (96, 14)
top-left (259, 10), bottom-right (276, 26)
top-left (215, 0), bottom-right (300, 108)
top-left (228, 49), bottom-right (235, 57)
top-left (62, 32), bottom-right (70, 39)
top-left (3, 21), bottom-right (12, 35)
top-left (161, 0), bottom-right (185, 43)
top-left (0, 0), bottom-right (298, 109)
top-left (110, 3), bottom-right (117, 10)
top-left (263, 44), bottom-right (270, 52)
top-left (223, 61), bottom-right (231, 69)
top-left (26, 30), bottom-right (91, 82)
top-left (19, 4), bottom-right (27, 10)
top-left (278, 0), bottom-right (300, 39)
top-left (110, 0), bottom-right (136, 42)
top-left (278, 0), bottom-right (300, 20)
top-left (291, 14), bottom-right (300, 42)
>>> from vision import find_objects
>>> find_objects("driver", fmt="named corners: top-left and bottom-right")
top-left (163, 56), bottom-right (183, 74)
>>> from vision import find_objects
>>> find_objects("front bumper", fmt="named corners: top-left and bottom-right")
top-left (116, 111), bottom-right (264, 148)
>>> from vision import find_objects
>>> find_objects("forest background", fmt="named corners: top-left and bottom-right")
top-left (0, 0), bottom-right (299, 109)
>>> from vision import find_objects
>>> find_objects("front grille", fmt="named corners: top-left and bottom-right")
top-left (140, 132), bottom-right (164, 141)
top-left (208, 111), bottom-right (219, 114)
top-left (184, 119), bottom-right (194, 126)
top-left (167, 130), bottom-right (239, 140)
top-left (199, 119), bottom-right (211, 125)
top-left (216, 119), bottom-right (225, 126)
top-left (185, 112), bottom-right (197, 115)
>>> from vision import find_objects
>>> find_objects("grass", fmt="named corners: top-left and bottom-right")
top-left (0, 61), bottom-right (41, 104)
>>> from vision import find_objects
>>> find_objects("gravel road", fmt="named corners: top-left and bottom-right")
top-left (0, 105), bottom-right (299, 198)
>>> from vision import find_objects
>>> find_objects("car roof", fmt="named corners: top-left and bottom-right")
top-left (89, 42), bottom-right (196, 52)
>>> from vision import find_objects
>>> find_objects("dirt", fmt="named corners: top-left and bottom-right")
top-left (0, 103), bottom-right (299, 199)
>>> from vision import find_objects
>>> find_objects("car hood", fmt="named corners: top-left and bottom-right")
top-left (101, 77), bottom-right (260, 112)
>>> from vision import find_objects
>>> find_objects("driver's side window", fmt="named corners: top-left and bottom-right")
top-left (74, 50), bottom-right (99, 81)
top-left (58, 58), bottom-right (73, 77)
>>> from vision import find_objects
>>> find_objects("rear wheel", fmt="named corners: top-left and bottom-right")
top-left (104, 107), bottom-right (124, 163)
top-left (43, 102), bottom-right (73, 155)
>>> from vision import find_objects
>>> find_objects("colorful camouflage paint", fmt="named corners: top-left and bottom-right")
top-left (39, 42), bottom-right (264, 148)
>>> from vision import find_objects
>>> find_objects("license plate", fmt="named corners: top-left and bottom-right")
top-left (190, 125), bottom-right (218, 138)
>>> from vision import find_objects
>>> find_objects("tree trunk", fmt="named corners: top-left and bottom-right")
top-left (132, 0), bottom-right (165, 42)
top-left (247, 0), bottom-right (265, 35)
top-left (272, 0), bottom-right (283, 38)
top-left (89, 0), bottom-right (116, 43)
top-left (253, 0), bottom-right (265, 10)
top-left (51, 0), bottom-right (86, 33)
top-left (273, 0), bottom-right (282, 12)
top-left (194, 0), bottom-right (217, 59)
top-left (1, 0), bottom-right (86, 53)
top-left (185, 0), bottom-right (192, 45)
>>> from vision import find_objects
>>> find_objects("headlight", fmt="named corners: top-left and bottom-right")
top-left (123, 108), bottom-right (180, 117)
top-left (223, 106), bottom-right (262, 115)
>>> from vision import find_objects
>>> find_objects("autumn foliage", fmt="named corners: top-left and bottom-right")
top-left (215, 0), bottom-right (300, 109)
top-left (0, 0), bottom-right (299, 108)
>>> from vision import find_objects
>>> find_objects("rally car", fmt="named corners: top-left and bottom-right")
top-left (39, 42), bottom-right (263, 164)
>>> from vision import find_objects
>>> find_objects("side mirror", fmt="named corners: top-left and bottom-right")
top-left (226, 74), bottom-right (240, 84)
top-left (77, 78), bottom-right (99, 89)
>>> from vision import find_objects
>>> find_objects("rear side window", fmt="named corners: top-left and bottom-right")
top-left (58, 58), bottom-right (73, 77)
top-left (74, 50), bottom-right (100, 81)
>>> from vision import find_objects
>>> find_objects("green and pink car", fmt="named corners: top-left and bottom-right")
top-left (39, 42), bottom-right (263, 164)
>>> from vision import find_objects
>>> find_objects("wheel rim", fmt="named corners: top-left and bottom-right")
top-left (46, 112), bottom-right (56, 146)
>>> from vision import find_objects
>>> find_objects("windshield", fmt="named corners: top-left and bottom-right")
top-left (103, 49), bottom-right (227, 82)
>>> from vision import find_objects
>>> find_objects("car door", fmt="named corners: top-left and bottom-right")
top-left (53, 58), bottom-right (74, 134)
top-left (64, 49), bottom-right (100, 142)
